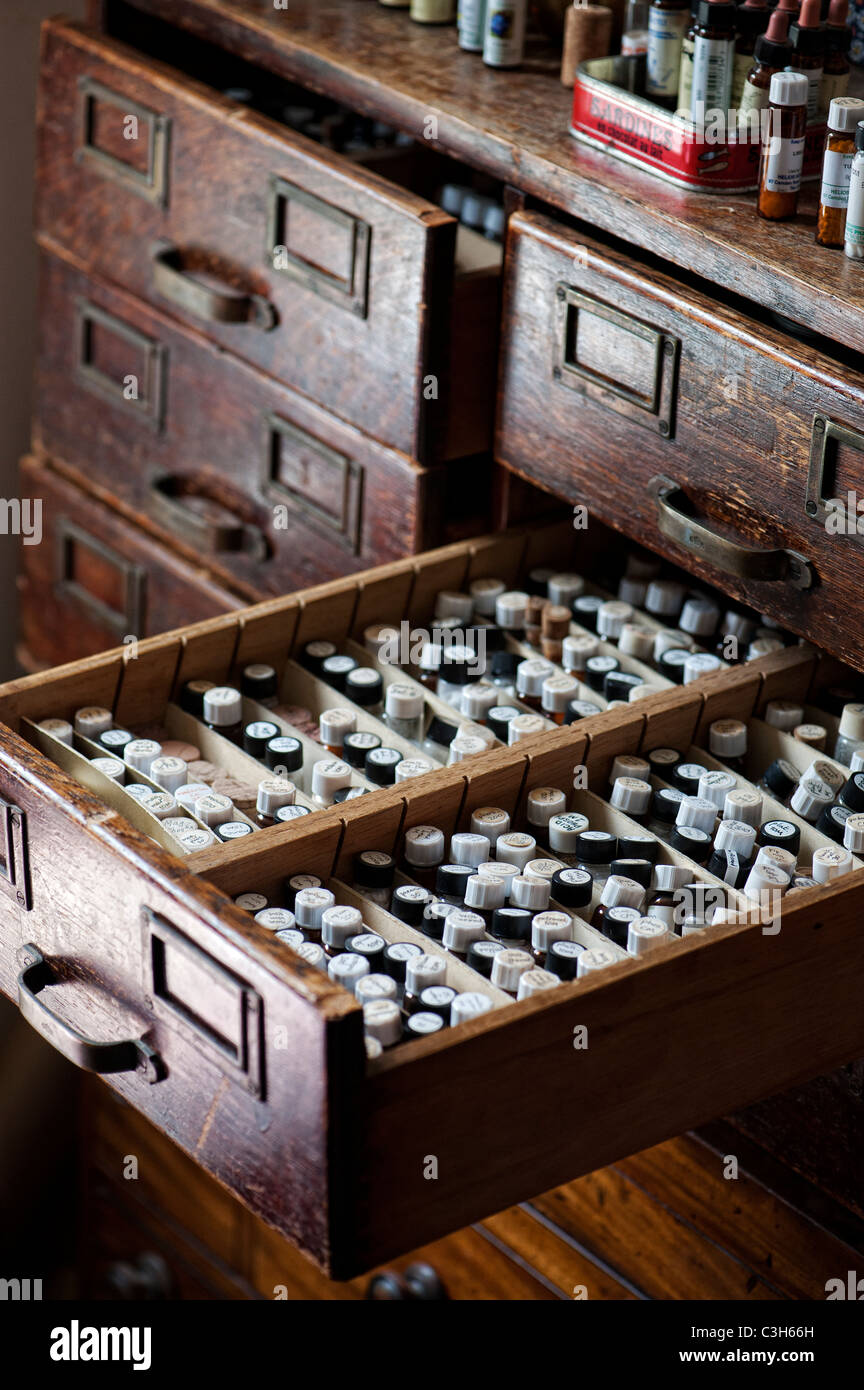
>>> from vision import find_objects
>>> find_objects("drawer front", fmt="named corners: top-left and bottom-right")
top-left (18, 455), bottom-right (241, 668)
top-left (35, 252), bottom-right (435, 598)
top-left (497, 211), bottom-right (864, 669)
top-left (37, 19), bottom-right (455, 461)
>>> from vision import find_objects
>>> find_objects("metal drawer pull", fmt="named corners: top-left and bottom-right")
top-left (17, 945), bottom-right (164, 1083)
top-left (365, 1263), bottom-right (447, 1300)
top-left (152, 245), bottom-right (276, 330)
top-left (149, 475), bottom-right (269, 563)
top-left (650, 475), bottom-right (814, 590)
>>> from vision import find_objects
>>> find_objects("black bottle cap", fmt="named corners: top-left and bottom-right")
top-left (421, 899), bottom-right (454, 940)
top-left (564, 699), bottom-right (603, 724)
top-left (243, 720), bottom-right (281, 758)
top-left (658, 648), bottom-right (691, 684)
top-left (491, 651), bottom-right (519, 682)
top-left (321, 653), bottom-right (357, 691)
top-left (439, 652), bottom-right (474, 687)
top-left (735, 1), bottom-right (770, 41)
top-left (546, 939), bottom-right (585, 981)
top-left (345, 932), bottom-right (386, 965)
top-left (283, 872), bottom-right (322, 908)
top-left (815, 803), bottom-right (852, 843)
top-left (670, 825), bottom-right (712, 862)
top-left (826, 22), bottom-right (852, 56)
top-left (789, 17), bottom-right (826, 56)
top-left (551, 867), bottom-right (593, 908)
top-left (436, 863), bottom-right (473, 898)
top-left (707, 848), bottom-right (752, 888)
top-left (763, 757), bottom-right (799, 800)
top-left (405, 1011), bottom-right (445, 1039)
top-left (419, 985), bottom-right (457, 1019)
top-left (840, 772), bottom-right (864, 813)
top-left (585, 655), bottom-right (619, 692)
top-left (491, 906), bottom-right (533, 943)
top-left (757, 818), bottom-right (801, 853)
top-left (354, 850), bottom-right (396, 888)
top-left (671, 762), bottom-right (707, 793)
top-left (487, 705), bottom-right (521, 741)
top-left (601, 906), bottom-right (641, 949)
top-left (573, 829), bottom-right (617, 864)
top-left (333, 786), bottom-right (367, 802)
top-left (616, 831), bottom-right (660, 862)
top-left (98, 727), bottom-right (133, 751)
top-left (572, 595), bottom-right (603, 630)
top-left (382, 939), bottom-right (424, 981)
top-left (425, 714), bottom-right (460, 748)
top-left (652, 787), bottom-right (685, 823)
top-left (241, 663), bottom-right (278, 702)
top-left (265, 735), bottom-right (303, 773)
top-left (467, 938), bottom-right (506, 977)
top-left (180, 679), bottom-right (213, 717)
top-left (301, 640), bottom-right (336, 675)
top-left (465, 622), bottom-right (505, 655)
top-left (647, 746), bottom-right (682, 774)
top-left (389, 885), bottom-right (432, 928)
top-left (611, 857), bottom-right (654, 889)
top-left (343, 730), bottom-right (382, 768)
top-left (526, 567), bottom-right (554, 596)
top-left (605, 670), bottom-right (643, 702)
top-left (697, 0), bottom-right (737, 29)
top-left (345, 667), bottom-right (384, 708)
top-left (364, 746), bottom-right (402, 785)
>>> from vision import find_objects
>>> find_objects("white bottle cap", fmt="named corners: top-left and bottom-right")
top-left (311, 758), bottom-right (352, 801)
top-left (442, 909), bottom-right (487, 954)
top-left (617, 577), bottom-right (646, 606)
top-left (790, 776), bottom-right (835, 820)
top-left (524, 858), bottom-right (565, 883)
top-left (844, 812), bottom-right (864, 853)
top-left (405, 824), bottom-right (446, 866)
top-left (203, 686), bottom-right (243, 726)
top-left (530, 910), bottom-right (572, 952)
top-left (793, 724), bottom-right (826, 749)
top-left (163, 816), bottom-right (199, 839)
top-left (763, 700), bottom-right (804, 731)
top-left (548, 573), bottom-right (584, 605)
top-left (547, 812), bottom-right (590, 855)
top-left (91, 756), bottom-right (125, 782)
top-left (805, 758), bottom-right (845, 795)
top-left (435, 590), bottom-right (474, 621)
top-left (510, 875), bottom-right (551, 911)
top-left (355, 973), bottom-right (399, 1005)
top-left (600, 874), bottom-right (645, 910)
top-left (698, 769), bottom-right (738, 810)
top-left (175, 782), bottom-right (213, 810)
top-left (812, 845), bottom-right (853, 883)
top-left (406, 953), bottom-right (447, 994)
top-left (596, 600), bottom-right (632, 639)
top-left (123, 739), bottom-right (162, 776)
top-left (318, 708), bottom-right (357, 747)
top-left (395, 758), bottom-right (435, 781)
top-left (684, 653), bottom-right (723, 684)
top-left (235, 892), bottom-right (268, 912)
top-left (256, 777), bottom-right (296, 816)
top-left (470, 807), bottom-right (511, 842)
top-left (469, 577), bottom-right (506, 615)
top-left (541, 673), bottom-right (581, 713)
top-left (294, 887), bottom-right (337, 929)
top-left (828, 96), bottom-right (864, 133)
top-left (723, 787), bottom-right (763, 827)
top-left (461, 682), bottom-right (499, 720)
top-left (714, 819), bottom-right (757, 856)
top-left (627, 917), bottom-right (669, 956)
top-left (516, 658), bottom-right (555, 698)
top-left (610, 776), bottom-right (652, 817)
top-left (495, 831), bottom-right (537, 870)
top-left (495, 590), bottom-right (530, 628)
top-left (254, 907), bottom-right (297, 932)
top-left (679, 598), bottom-right (719, 637)
top-left (296, 941), bottom-right (327, 970)
top-left (361, 999), bottom-right (403, 1046)
top-left (74, 706), bottom-right (113, 737)
top-left (577, 947), bottom-right (617, 977)
top-left (39, 718), bottom-right (74, 745)
top-left (448, 735), bottom-right (487, 763)
top-left (517, 968), bottom-right (561, 1001)
top-left (385, 683), bottom-right (424, 721)
top-left (755, 844), bottom-right (796, 879)
top-left (508, 714), bottom-right (550, 743)
top-left (610, 754), bottom-right (651, 784)
top-left (631, 684), bottom-right (661, 703)
top-left (148, 755), bottom-right (188, 793)
top-left (450, 832), bottom-right (493, 868)
top-left (328, 953), bottom-right (370, 993)
top-left (174, 827), bottom-right (217, 851)
top-left (769, 70), bottom-right (809, 106)
top-left (645, 580), bottom-right (685, 618)
top-left (464, 873), bottom-right (507, 911)
top-left (708, 719), bottom-right (748, 759)
top-left (744, 860), bottom-right (790, 901)
top-left (561, 634), bottom-right (598, 671)
top-left (141, 792), bottom-right (175, 820)
top-left (653, 628), bottom-right (691, 661)
top-left (838, 702), bottom-right (864, 742)
top-left (618, 624), bottom-right (655, 661)
top-left (526, 786), bottom-right (568, 827)
top-left (451, 991), bottom-right (496, 1023)
top-left (653, 862), bottom-right (691, 892)
top-left (418, 641), bottom-right (442, 674)
top-left (319, 904), bottom-right (362, 949)
top-left (193, 792), bottom-right (235, 828)
top-left (748, 637), bottom-right (784, 660)
top-left (478, 861), bottom-right (520, 896)
top-left (675, 796), bottom-right (717, 834)
top-left (490, 948), bottom-right (534, 992)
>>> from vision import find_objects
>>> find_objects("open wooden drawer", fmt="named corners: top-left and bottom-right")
top-left (36, 17), bottom-right (500, 465)
top-left (2, 527), bottom-right (864, 1279)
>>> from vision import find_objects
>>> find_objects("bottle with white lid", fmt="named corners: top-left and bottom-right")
top-left (319, 904), bottom-right (363, 956)
top-left (91, 756), bottom-right (126, 783)
top-left (328, 952), bottom-right (370, 994)
top-left (318, 708), bottom-right (357, 755)
top-left (458, 682), bottom-right (498, 726)
top-left (463, 873), bottom-right (507, 918)
top-left (449, 832), bottom-right (491, 870)
top-left (546, 573), bottom-right (583, 606)
top-left (194, 792), bottom-right (236, 830)
top-left (645, 580), bottom-right (686, 621)
top-left (403, 824), bottom-right (446, 888)
top-left (490, 947), bottom-right (534, 995)
top-left (627, 916), bottom-right (670, 957)
top-left (618, 624), bottom-right (655, 664)
top-left (708, 719), bottom-right (748, 773)
top-left (697, 769), bottom-right (738, 812)
top-left (675, 795), bottom-right (718, 836)
top-left (174, 826), bottom-right (217, 851)
top-left (495, 590), bottom-right (529, 635)
top-left (447, 733), bottom-right (487, 764)
top-left (442, 908), bottom-right (487, 960)
top-left (451, 990), bottom-right (496, 1024)
top-left (508, 713), bottom-right (550, 743)
top-left (514, 658), bottom-right (554, 712)
top-left (609, 754), bottom-right (651, 785)
top-left (404, 954), bottom-right (447, 1012)
top-left (148, 755), bottom-right (188, 794)
top-left (609, 776), bottom-right (653, 825)
top-left (833, 702), bottom-right (864, 764)
top-left (524, 787), bottom-right (567, 831)
top-left (743, 861), bottom-right (789, 919)
top-left (684, 652), bottom-right (724, 684)
top-left (793, 723), bottom-right (827, 751)
top-left (382, 683), bottom-right (424, 742)
top-left (843, 811), bottom-right (864, 855)
top-left (812, 845), bottom-right (853, 883)
top-left (546, 811), bottom-right (590, 862)
top-left (163, 816), bottom-right (200, 842)
top-left (516, 968), bottom-right (560, 1001)
top-left (435, 589), bottom-right (475, 622)
top-left (254, 907), bottom-right (297, 933)
top-left (806, 758), bottom-right (846, 798)
top-left (591, 876), bottom-right (645, 938)
top-left (470, 806), bottom-right (511, 845)
top-left (763, 700), bottom-right (804, 732)
top-left (679, 596), bottom-right (720, 639)
top-left (526, 909), bottom-right (571, 965)
top-left (845, 121), bottom-right (864, 258)
top-left (721, 787), bottom-right (762, 829)
top-left (509, 875), bottom-right (551, 913)
top-left (653, 629), bottom-right (692, 665)
top-left (478, 861), bottom-right (520, 901)
top-left (74, 706), bottom-right (114, 739)
top-left (124, 739), bottom-right (162, 777)
top-left (537, 673), bottom-right (578, 725)
top-left (253, 777), bottom-right (295, 827)
top-left (645, 862), bottom-right (691, 928)
top-left (310, 757), bottom-right (353, 807)
top-left (596, 600), bottom-right (633, 641)
top-left (291, 888), bottom-right (335, 944)
top-left (202, 686), bottom-right (244, 742)
top-left (468, 576), bottom-right (505, 616)
top-left (363, 623), bottom-right (400, 662)
top-left (38, 717), bottom-right (74, 746)
top-left (395, 756), bottom-right (435, 782)
top-left (561, 634), bottom-right (599, 674)
top-left (577, 946), bottom-right (618, 977)
top-left (714, 818), bottom-right (758, 857)
top-left (126, 783), bottom-right (158, 804)
top-left (362, 998), bottom-right (403, 1049)
top-left (523, 857), bottom-right (565, 885)
top-left (790, 775), bottom-right (835, 823)
top-left (495, 831), bottom-right (538, 871)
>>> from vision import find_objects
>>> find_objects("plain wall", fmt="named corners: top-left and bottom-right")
top-left (0, 0), bottom-right (87, 679)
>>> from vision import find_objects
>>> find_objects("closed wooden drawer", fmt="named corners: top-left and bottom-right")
top-left (18, 455), bottom-right (241, 669)
top-left (497, 211), bottom-right (864, 669)
top-left (1, 526), bottom-right (863, 1281)
top-left (36, 18), bottom-right (497, 464)
top-left (34, 251), bottom-right (444, 599)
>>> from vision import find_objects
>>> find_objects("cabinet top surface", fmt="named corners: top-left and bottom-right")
top-left (121, 0), bottom-right (864, 353)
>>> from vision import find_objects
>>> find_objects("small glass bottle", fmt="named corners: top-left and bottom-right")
top-left (382, 683), bottom-right (424, 742)
top-left (148, 755), bottom-right (188, 794)
top-left (609, 776), bottom-right (653, 825)
top-left (546, 812), bottom-right (591, 864)
top-left (124, 739), bottom-right (162, 779)
top-left (789, 774), bottom-right (835, 823)
top-left (541, 673), bottom-right (581, 725)
top-left (254, 907), bottom-right (297, 935)
top-left (298, 890), bottom-right (340, 949)
top-left (442, 908), bottom-right (487, 961)
top-left (98, 727), bottom-right (134, 756)
top-left (763, 699), bottom-right (804, 732)
top-left (833, 701), bottom-right (864, 764)
top-left (490, 906), bottom-right (533, 948)
top-left (723, 786), bottom-right (765, 826)
top-left (241, 663), bottom-right (279, 708)
top-left (707, 718), bottom-right (748, 773)
top-left (490, 947), bottom-right (534, 997)
top-left (789, 0), bottom-right (825, 122)
top-left (321, 653), bottom-right (357, 692)
top-left (353, 850), bottom-right (396, 907)
top-left (403, 824), bottom-right (446, 888)
top-left (584, 655), bottom-right (620, 693)
top-left (318, 707), bottom-right (357, 755)
top-left (403, 954), bottom-right (448, 1013)
top-left (822, 0), bottom-right (852, 111)
top-left (591, 875), bottom-right (646, 934)
top-left (816, 98), bottom-right (864, 246)
top-left (310, 757), bottom-right (353, 807)
top-left (255, 777), bottom-right (296, 827)
top-left (623, 0), bottom-right (651, 53)
top-left (647, 0), bottom-right (691, 108)
top-left (342, 730), bottom-right (382, 771)
top-left (243, 720), bottom-right (281, 762)
top-left (757, 71), bottom-right (808, 221)
top-left (74, 705), bottom-right (114, 740)
top-left (364, 746), bottom-right (402, 786)
top-left (344, 666), bottom-right (384, 716)
top-left (266, 735), bottom-right (304, 780)
top-left (793, 723), bottom-right (827, 752)
top-left (572, 829), bottom-right (618, 886)
top-left (345, 932), bottom-right (388, 974)
top-left (688, 0), bottom-right (737, 116)
top-left (202, 686), bottom-right (244, 742)
top-left (328, 952), bottom-right (370, 995)
top-left (757, 818), bottom-right (801, 858)
top-left (731, 0), bottom-right (770, 107)
top-left (301, 640), bottom-right (336, 675)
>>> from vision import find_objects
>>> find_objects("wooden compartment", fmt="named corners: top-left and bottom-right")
top-left (1, 530), bottom-right (863, 1279)
top-left (36, 17), bottom-right (500, 464)
top-left (497, 210), bottom-right (864, 667)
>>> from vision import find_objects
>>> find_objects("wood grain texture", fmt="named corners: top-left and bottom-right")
top-left (101, 0), bottom-right (864, 353)
top-left (498, 212), bottom-right (864, 666)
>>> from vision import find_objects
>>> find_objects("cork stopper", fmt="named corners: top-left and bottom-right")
top-left (561, 3), bottom-right (614, 87)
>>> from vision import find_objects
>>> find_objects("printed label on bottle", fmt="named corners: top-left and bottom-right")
top-left (764, 134), bottom-right (805, 193)
top-left (820, 70), bottom-right (851, 112)
top-left (691, 35), bottom-right (734, 109)
top-left (739, 75), bottom-right (769, 116)
top-left (458, 0), bottom-right (487, 47)
top-left (646, 9), bottom-right (689, 96)
top-left (820, 149), bottom-right (854, 208)
top-left (803, 67), bottom-right (824, 122)
top-left (846, 161), bottom-right (864, 244)
top-left (730, 49), bottom-right (755, 108)
top-left (678, 33), bottom-right (695, 113)
top-left (484, 2), bottom-right (526, 66)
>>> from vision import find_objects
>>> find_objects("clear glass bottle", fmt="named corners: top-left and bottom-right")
top-left (202, 687), bottom-right (244, 742)
top-left (241, 662), bottom-right (279, 708)
top-left (353, 850), bottom-right (396, 907)
top-left (572, 829), bottom-right (617, 886)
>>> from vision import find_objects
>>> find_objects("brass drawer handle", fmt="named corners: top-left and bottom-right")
top-left (152, 245), bottom-right (276, 330)
top-left (16, 945), bottom-right (164, 1083)
top-left (650, 475), bottom-right (814, 590)
top-left (365, 1262), bottom-right (448, 1300)
top-left (149, 475), bottom-right (269, 563)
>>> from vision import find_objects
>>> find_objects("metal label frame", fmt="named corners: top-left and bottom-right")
top-left (56, 516), bottom-right (147, 639)
top-left (0, 800), bottom-right (31, 912)
top-left (77, 75), bottom-right (170, 206)
top-left (266, 175), bottom-right (370, 317)
top-left (806, 414), bottom-right (864, 535)
top-left (261, 411), bottom-right (363, 553)
top-left (76, 298), bottom-right (167, 432)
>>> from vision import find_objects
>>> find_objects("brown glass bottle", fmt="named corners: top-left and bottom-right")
top-left (646, 0), bottom-right (691, 109)
top-left (822, 0), bottom-right (852, 111)
top-left (740, 11), bottom-right (792, 117)
top-left (731, 0), bottom-right (770, 108)
top-left (789, 0), bottom-right (825, 121)
top-left (757, 71), bottom-right (808, 220)
top-left (816, 98), bottom-right (864, 245)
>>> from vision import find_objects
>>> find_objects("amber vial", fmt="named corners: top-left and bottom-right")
top-left (757, 71), bottom-right (808, 220)
top-left (816, 97), bottom-right (864, 246)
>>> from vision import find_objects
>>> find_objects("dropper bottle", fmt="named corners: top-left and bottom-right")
top-left (740, 10), bottom-right (792, 115)
top-left (732, 0), bottom-right (770, 107)
top-left (789, 0), bottom-right (826, 122)
top-left (822, 0), bottom-right (852, 109)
